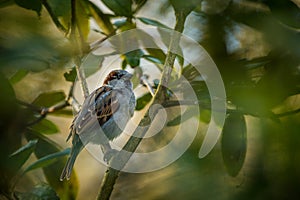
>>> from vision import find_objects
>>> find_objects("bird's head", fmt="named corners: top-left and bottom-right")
top-left (103, 70), bottom-right (133, 87)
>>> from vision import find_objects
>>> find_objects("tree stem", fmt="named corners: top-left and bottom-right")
top-left (71, 0), bottom-right (89, 98)
top-left (96, 10), bottom-right (188, 200)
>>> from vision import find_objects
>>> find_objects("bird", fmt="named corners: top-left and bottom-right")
top-left (60, 69), bottom-right (135, 181)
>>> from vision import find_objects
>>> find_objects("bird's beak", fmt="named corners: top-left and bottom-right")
top-left (124, 73), bottom-right (133, 80)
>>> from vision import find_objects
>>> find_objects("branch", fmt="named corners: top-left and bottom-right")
top-left (97, 10), bottom-right (188, 200)
top-left (90, 30), bottom-right (116, 52)
top-left (71, 96), bottom-right (81, 114)
top-left (21, 100), bottom-right (70, 126)
top-left (21, 100), bottom-right (71, 126)
top-left (140, 75), bottom-right (155, 96)
top-left (70, 0), bottom-right (89, 98)
top-left (16, 100), bottom-right (41, 112)
top-left (26, 115), bottom-right (46, 126)
top-left (18, 82), bottom-right (75, 126)
top-left (75, 60), bottom-right (89, 98)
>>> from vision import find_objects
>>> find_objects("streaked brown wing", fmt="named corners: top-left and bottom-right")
top-left (71, 85), bottom-right (120, 136)
top-left (95, 87), bottom-right (119, 126)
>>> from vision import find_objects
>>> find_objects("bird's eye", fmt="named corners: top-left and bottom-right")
top-left (117, 73), bottom-right (123, 79)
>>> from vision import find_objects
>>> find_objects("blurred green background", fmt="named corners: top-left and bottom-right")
top-left (1, 0), bottom-right (300, 199)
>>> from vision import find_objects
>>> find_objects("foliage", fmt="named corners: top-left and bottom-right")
top-left (221, 113), bottom-right (247, 177)
top-left (0, 0), bottom-right (300, 199)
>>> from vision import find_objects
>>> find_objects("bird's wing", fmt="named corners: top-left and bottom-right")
top-left (94, 86), bottom-right (120, 125)
top-left (71, 85), bottom-right (120, 136)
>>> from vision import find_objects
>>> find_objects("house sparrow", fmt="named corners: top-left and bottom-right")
top-left (60, 70), bottom-right (135, 181)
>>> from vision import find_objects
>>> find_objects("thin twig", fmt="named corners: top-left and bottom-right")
top-left (16, 100), bottom-right (42, 112)
top-left (67, 82), bottom-right (75, 101)
top-left (67, 82), bottom-right (81, 113)
top-left (140, 75), bottom-right (155, 96)
top-left (97, 10), bottom-right (188, 200)
top-left (71, 97), bottom-right (81, 113)
top-left (75, 62), bottom-right (89, 98)
top-left (41, 101), bottom-right (70, 115)
top-left (18, 82), bottom-right (75, 126)
top-left (70, 0), bottom-right (89, 98)
top-left (23, 101), bottom-right (70, 126)
top-left (26, 115), bottom-right (46, 126)
top-left (90, 31), bottom-right (115, 51)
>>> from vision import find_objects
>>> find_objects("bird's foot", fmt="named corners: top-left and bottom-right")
top-left (103, 149), bottom-right (118, 163)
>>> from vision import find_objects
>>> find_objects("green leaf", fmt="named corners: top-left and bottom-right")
top-left (46, 0), bottom-right (71, 17)
top-left (180, 79), bottom-right (210, 105)
top-left (134, 30), bottom-right (166, 69)
top-left (32, 91), bottom-right (66, 107)
top-left (177, 54), bottom-right (184, 67)
top-left (138, 17), bottom-right (170, 29)
top-left (81, 53), bottom-right (104, 77)
top-left (102, 0), bottom-right (133, 17)
top-left (182, 64), bottom-right (200, 81)
top-left (25, 131), bottom-right (78, 200)
top-left (144, 49), bottom-right (166, 71)
top-left (167, 108), bottom-right (198, 126)
top-left (0, 35), bottom-right (66, 72)
top-left (199, 109), bottom-right (211, 124)
top-left (45, 0), bottom-right (71, 31)
top-left (87, 1), bottom-right (114, 35)
top-left (31, 118), bottom-right (59, 135)
top-left (121, 58), bottom-right (128, 69)
top-left (64, 67), bottom-right (77, 82)
top-left (221, 113), bottom-right (247, 177)
top-left (131, 67), bottom-right (142, 89)
top-left (143, 55), bottom-right (164, 64)
top-left (133, 0), bottom-right (146, 13)
top-left (15, 184), bottom-right (59, 200)
top-left (24, 148), bottom-right (71, 173)
top-left (0, 72), bottom-right (22, 163)
top-left (170, 0), bottom-right (200, 15)
top-left (115, 18), bottom-right (136, 32)
top-left (15, 0), bottom-right (42, 16)
top-left (125, 49), bottom-right (144, 68)
top-left (135, 92), bottom-right (152, 111)
top-left (114, 18), bottom-right (130, 28)
top-left (9, 140), bottom-right (38, 172)
top-left (9, 69), bottom-right (28, 84)
top-left (76, 0), bottom-right (90, 41)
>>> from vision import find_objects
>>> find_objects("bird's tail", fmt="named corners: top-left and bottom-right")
top-left (60, 154), bottom-right (76, 181)
top-left (60, 137), bottom-right (83, 181)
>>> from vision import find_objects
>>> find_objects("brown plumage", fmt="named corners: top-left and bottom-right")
top-left (60, 70), bottom-right (135, 181)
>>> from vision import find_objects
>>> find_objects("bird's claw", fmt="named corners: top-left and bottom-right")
top-left (103, 149), bottom-right (118, 163)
